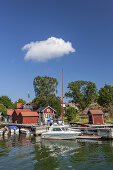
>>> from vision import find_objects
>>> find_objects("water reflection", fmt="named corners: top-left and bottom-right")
top-left (0, 136), bottom-right (9, 157)
top-left (0, 135), bottom-right (113, 170)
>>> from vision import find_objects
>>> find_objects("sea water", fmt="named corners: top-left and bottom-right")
top-left (0, 135), bottom-right (113, 170)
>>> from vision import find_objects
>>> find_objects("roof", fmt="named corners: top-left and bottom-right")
top-left (37, 106), bottom-right (56, 112)
top-left (20, 112), bottom-right (38, 117)
top-left (9, 126), bottom-right (19, 130)
top-left (87, 110), bottom-right (104, 115)
top-left (7, 109), bottom-right (14, 116)
top-left (14, 109), bottom-right (31, 115)
top-left (65, 103), bottom-right (70, 107)
top-left (16, 103), bottom-right (23, 109)
top-left (31, 103), bottom-right (38, 109)
top-left (37, 106), bottom-right (47, 112)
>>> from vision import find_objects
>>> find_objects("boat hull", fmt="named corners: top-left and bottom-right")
top-left (76, 135), bottom-right (102, 140)
top-left (41, 132), bottom-right (80, 140)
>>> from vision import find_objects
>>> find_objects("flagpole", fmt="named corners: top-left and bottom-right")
top-left (62, 69), bottom-right (63, 123)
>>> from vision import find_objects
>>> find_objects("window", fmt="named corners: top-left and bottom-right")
top-left (52, 128), bottom-right (62, 131)
top-left (47, 109), bottom-right (50, 112)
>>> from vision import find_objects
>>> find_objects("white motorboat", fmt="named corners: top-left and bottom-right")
top-left (20, 128), bottom-right (31, 135)
top-left (41, 125), bottom-right (81, 140)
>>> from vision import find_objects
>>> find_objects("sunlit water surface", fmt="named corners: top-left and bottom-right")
top-left (0, 135), bottom-right (113, 170)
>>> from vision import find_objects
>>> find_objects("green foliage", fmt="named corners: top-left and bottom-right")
top-left (17, 98), bottom-right (26, 103)
top-left (0, 104), bottom-right (7, 116)
top-left (33, 76), bottom-right (61, 117)
top-left (0, 96), bottom-right (13, 109)
top-left (65, 107), bottom-right (77, 122)
top-left (65, 80), bottom-right (98, 111)
top-left (33, 76), bottom-right (58, 97)
top-left (98, 84), bottom-right (113, 106)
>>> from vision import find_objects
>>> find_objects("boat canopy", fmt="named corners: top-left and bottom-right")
top-left (9, 126), bottom-right (19, 130)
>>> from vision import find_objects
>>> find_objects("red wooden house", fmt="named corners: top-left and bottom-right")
top-left (12, 109), bottom-right (31, 123)
top-left (37, 106), bottom-right (56, 124)
top-left (18, 111), bottom-right (39, 124)
top-left (7, 109), bottom-right (14, 122)
top-left (87, 109), bottom-right (104, 124)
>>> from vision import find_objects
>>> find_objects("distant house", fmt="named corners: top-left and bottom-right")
top-left (18, 111), bottom-right (39, 124)
top-left (37, 106), bottom-right (56, 125)
top-left (16, 103), bottom-right (24, 109)
top-left (16, 103), bottom-right (38, 111)
top-left (62, 103), bottom-right (79, 110)
top-left (7, 109), bottom-right (14, 122)
top-left (87, 109), bottom-right (104, 124)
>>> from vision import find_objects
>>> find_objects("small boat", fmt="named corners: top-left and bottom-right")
top-left (41, 125), bottom-right (81, 140)
top-left (76, 134), bottom-right (102, 140)
top-left (0, 126), bottom-right (9, 136)
top-left (9, 126), bottom-right (19, 135)
top-left (20, 128), bottom-right (31, 135)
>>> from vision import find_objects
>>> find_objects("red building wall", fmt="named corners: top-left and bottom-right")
top-left (44, 107), bottom-right (53, 114)
top-left (12, 111), bottom-right (18, 123)
top-left (22, 116), bottom-right (38, 124)
top-left (88, 114), bottom-right (93, 124)
top-left (18, 114), bottom-right (23, 124)
top-left (93, 114), bottom-right (103, 124)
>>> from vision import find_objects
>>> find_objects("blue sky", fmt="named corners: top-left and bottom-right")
top-left (0, 0), bottom-right (113, 102)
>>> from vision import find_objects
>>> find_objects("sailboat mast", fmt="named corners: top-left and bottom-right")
top-left (62, 69), bottom-right (63, 123)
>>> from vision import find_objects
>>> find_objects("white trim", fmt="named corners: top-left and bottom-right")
top-left (41, 106), bottom-right (56, 112)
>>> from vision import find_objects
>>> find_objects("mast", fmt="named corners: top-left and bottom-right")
top-left (62, 69), bottom-right (64, 123)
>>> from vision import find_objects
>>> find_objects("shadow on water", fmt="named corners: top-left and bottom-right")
top-left (0, 135), bottom-right (113, 170)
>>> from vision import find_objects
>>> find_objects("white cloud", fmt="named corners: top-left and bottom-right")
top-left (22, 37), bottom-right (75, 62)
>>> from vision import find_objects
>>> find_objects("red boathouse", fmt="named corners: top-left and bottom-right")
top-left (12, 109), bottom-right (31, 123)
top-left (18, 112), bottom-right (39, 124)
top-left (87, 109), bottom-right (104, 124)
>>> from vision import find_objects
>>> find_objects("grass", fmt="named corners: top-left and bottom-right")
top-left (64, 115), bottom-right (89, 124)
top-left (104, 116), bottom-right (113, 123)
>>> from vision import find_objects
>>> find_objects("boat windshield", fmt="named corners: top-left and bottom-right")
top-left (61, 127), bottom-right (68, 131)
top-left (52, 128), bottom-right (62, 131)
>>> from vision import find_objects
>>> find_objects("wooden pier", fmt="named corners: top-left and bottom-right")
top-left (70, 122), bottom-right (113, 139)
top-left (1, 123), bottom-right (47, 135)
top-left (1, 122), bottom-right (113, 139)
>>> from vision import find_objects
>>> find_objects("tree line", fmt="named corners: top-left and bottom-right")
top-left (0, 76), bottom-right (113, 117)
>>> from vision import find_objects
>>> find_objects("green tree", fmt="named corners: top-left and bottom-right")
top-left (33, 76), bottom-right (58, 98)
top-left (98, 84), bottom-right (113, 106)
top-left (65, 80), bottom-right (98, 111)
top-left (0, 96), bottom-right (13, 109)
top-left (17, 98), bottom-right (26, 103)
top-left (0, 104), bottom-right (7, 116)
top-left (65, 107), bottom-right (77, 123)
top-left (33, 76), bottom-right (61, 116)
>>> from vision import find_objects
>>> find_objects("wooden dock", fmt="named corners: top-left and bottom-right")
top-left (70, 122), bottom-right (113, 139)
top-left (1, 122), bottom-right (113, 139)
top-left (1, 123), bottom-right (47, 135)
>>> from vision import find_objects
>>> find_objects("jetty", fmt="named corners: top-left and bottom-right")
top-left (1, 123), bottom-right (47, 135)
top-left (70, 122), bottom-right (113, 139)
top-left (2, 122), bottom-right (113, 139)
